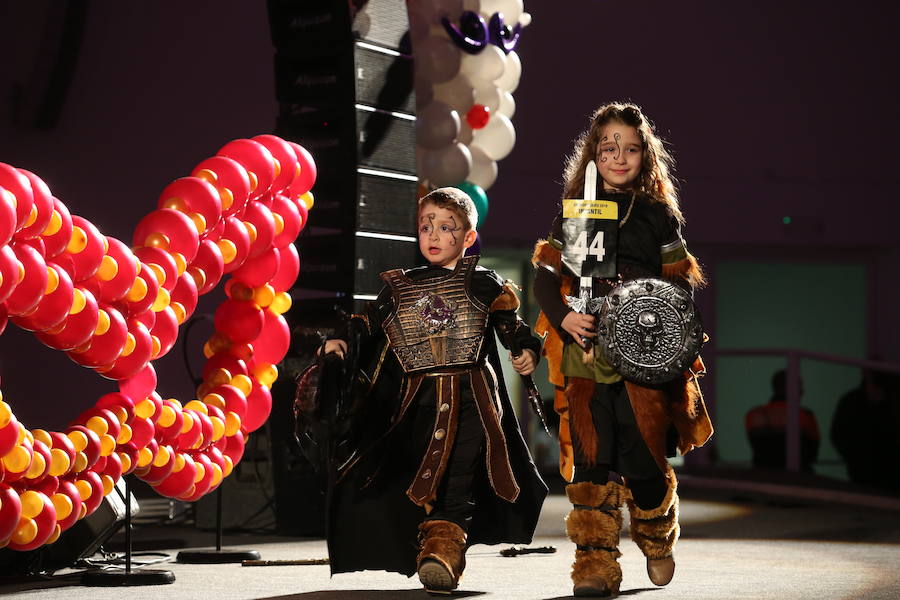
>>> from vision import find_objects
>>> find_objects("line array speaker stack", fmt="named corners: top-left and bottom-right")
top-left (269, 0), bottom-right (419, 317)
top-left (264, 0), bottom-right (418, 536)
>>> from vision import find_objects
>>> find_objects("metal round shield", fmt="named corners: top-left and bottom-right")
top-left (597, 277), bottom-right (704, 385)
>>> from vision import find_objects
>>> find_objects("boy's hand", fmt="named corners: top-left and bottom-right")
top-left (511, 349), bottom-right (537, 376)
top-left (319, 339), bottom-right (348, 358)
top-left (561, 311), bottom-right (596, 348)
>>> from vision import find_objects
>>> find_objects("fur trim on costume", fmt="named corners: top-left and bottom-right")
top-left (661, 252), bottom-right (706, 289)
top-left (627, 467), bottom-right (679, 560)
top-left (566, 377), bottom-right (598, 464)
top-left (489, 282), bottom-right (520, 312)
top-left (417, 520), bottom-right (467, 589)
top-left (622, 381), bottom-right (673, 472)
top-left (565, 482), bottom-right (625, 596)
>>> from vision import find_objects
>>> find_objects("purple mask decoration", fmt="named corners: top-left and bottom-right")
top-left (413, 291), bottom-right (457, 335)
top-left (441, 11), bottom-right (489, 54)
top-left (488, 13), bottom-right (522, 54)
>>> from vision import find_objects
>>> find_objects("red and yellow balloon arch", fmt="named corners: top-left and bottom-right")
top-left (0, 135), bottom-right (315, 551)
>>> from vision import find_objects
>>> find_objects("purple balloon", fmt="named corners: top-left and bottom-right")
top-left (441, 11), bottom-right (489, 54)
top-left (488, 13), bottom-right (523, 54)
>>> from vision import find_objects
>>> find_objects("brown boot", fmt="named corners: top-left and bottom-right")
top-left (565, 481), bottom-right (625, 598)
top-left (626, 470), bottom-right (679, 586)
top-left (416, 520), bottom-right (467, 595)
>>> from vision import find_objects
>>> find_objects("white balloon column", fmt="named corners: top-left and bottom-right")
top-left (408, 0), bottom-right (530, 237)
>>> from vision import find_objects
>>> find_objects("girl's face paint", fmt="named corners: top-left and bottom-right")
top-left (596, 123), bottom-right (643, 191)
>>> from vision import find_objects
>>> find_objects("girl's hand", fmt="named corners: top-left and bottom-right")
top-left (511, 349), bottom-right (537, 375)
top-left (561, 311), bottom-right (597, 348)
top-left (319, 339), bottom-right (348, 358)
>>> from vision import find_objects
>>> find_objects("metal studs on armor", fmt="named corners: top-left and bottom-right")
top-left (422, 469), bottom-right (432, 479)
top-left (434, 429), bottom-right (446, 440)
top-left (439, 403), bottom-right (450, 413)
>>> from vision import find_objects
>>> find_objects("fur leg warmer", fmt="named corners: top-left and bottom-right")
top-left (565, 481), bottom-right (625, 597)
top-left (416, 520), bottom-right (467, 595)
top-left (626, 469), bottom-right (679, 586)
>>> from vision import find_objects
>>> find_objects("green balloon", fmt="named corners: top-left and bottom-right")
top-left (454, 181), bottom-right (488, 229)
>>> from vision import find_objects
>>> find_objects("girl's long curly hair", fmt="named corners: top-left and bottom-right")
top-left (562, 102), bottom-right (683, 223)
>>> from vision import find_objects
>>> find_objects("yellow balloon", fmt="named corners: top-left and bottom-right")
top-left (101, 474), bottom-right (115, 496)
top-left (0, 400), bottom-right (8, 427)
top-left (180, 412), bottom-right (194, 434)
top-left (99, 434), bottom-right (116, 456)
top-left (20, 491), bottom-right (44, 519)
top-left (209, 368), bottom-right (232, 387)
top-left (69, 288), bottom-right (86, 315)
top-left (203, 393), bottom-right (226, 410)
top-left (67, 429), bottom-right (88, 452)
top-left (194, 464), bottom-right (205, 483)
top-left (86, 416), bottom-right (108, 436)
top-left (43, 209), bottom-right (62, 236)
top-left (25, 453), bottom-right (46, 479)
top-left (173, 453), bottom-right (186, 472)
top-left (230, 374), bottom-right (253, 396)
top-left (254, 363), bottom-right (278, 388)
top-left (119, 452), bottom-right (132, 473)
top-left (126, 277), bottom-right (147, 303)
top-left (157, 404), bottom-right (177, 428)
top-left (224, 412), bottom-right (241, 437)
top-left (135, 398), bottom-right (156, 419)
top-left (111, 406), bottom-right (128, 424)
top-left (25, 204), bottom-right (38, 227)
top-left (51, 493), bottom-right (73, 520)
top-left (219, 187), bottom-right (233, 211)
top-left (299, 191), bottom-right (314, 210)
top-left (151, 287), bottom-right (171, 312)
top-left (223, 456), bottom-right (234, 477)
top-left (116, 423), bottom-right (133, 445)
top-left (2, 446), bottom-right (31, 473)
top-left (137, 447), bottom-right (153, 468)
top-left (210, 464), bottom-right (223, 487)
top-left (48, 448), bottom-right (70, 477)
top-left (153, 446), bottom-right (171, 468)
top-left (243, 221), bottom-right (258, 243)
top-left (66, 225), bottom-right (88, 254)
top-left (45, 266), bottom-right (59, 294)
top-left (144, 232), bottom-right (170, 250)
top-left (253, 284), bottom-right (276, 308)
top-left (73, 452), bottom-right (88, 473)
top-left (172, 252), bottom-right (187, 276)
top-left (98, 255), bottom-right (119, 281)
top-left (75, 479), bottom-right (93, 501)
top-left (272, 213), bottom-right (285, 236)
top-left (218, 239), bottom-right (237, 263)
top-left (94, 309), bottom-right (111, 335)
top-left (146, 262), bottom-right (166, 286)
top-left (184, 400), bottom-right (208, 415)
top-left (46, 524), bottom-right (62, 545)
top-left (210, 417), bottom-right (225, 441)
top-left (189, 267), bottom-right (206, 290)
top-left (31, 428), bottom-right (52, 447)
top-left (161, 197), bottom-right (187, 212)
top-left (190, 212), bottom-right (207, 234)
top-left (11, 518), bottom-right (38, 545)
top-left (270, 291), bottom-right (292, 315)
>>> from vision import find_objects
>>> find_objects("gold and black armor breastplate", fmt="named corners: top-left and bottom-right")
top-left (381, 256), bottom-right (490, 373)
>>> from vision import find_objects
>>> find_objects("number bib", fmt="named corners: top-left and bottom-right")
top-left (561, 198), bottom-right (619, 279)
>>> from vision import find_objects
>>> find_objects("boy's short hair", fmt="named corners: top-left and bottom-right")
top-left (418, 187), bottom-right (478, 232)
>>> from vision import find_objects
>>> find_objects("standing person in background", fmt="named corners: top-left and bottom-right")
top-left (531, 102), bottom-right (713, 597)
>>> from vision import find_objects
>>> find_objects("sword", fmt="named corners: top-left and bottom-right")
top-left (499, 321), bottom-right (552, 437)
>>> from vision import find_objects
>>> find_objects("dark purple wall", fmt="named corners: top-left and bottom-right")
top-left (0, 1), bottom-right (898, 429)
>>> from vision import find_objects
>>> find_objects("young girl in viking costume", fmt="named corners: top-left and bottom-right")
top-left (531, 102), bottom-right (713, 597)
top-left (320, 187), bottom-right (548, 595)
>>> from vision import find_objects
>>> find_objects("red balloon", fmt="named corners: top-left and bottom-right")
top-left (242, 201), bottom-right (276, 258)
top-left (6, 243), bottom-right (48, 316)
top-left (232, 246), bottom-right (280, 288)
top-left (0, 162), bottom-right (35, 233)
top-left (138, 445), bottom-right (176, 485)
top-left (12, 263), bottom-right (74, 332)
top-left (16, 169), bottom-right (54, 240)
top-left (68, 216), bottom-right (106, 283)
top-left (95, 238), bottom-right (139, 303)
top-left (150, 306), bottom-right (178, 358)
top-left (0, 484), bottom-right (21, 542)
top-left (0, 186), bottom-right (16, 247)
top-left (65, 425), bottom-right (101, 471)
top-left (243, 382), bottom-right (272, 433)
top-left (191, 156), bottom-right (251, 218)
top-left (217, 139), bottom-right (276, 201)
top-left (177, 452), bottom-right (216, 501)
top-left (202, 355), bottom-right (248, 381)
top-left (132, 208), bottom-right (200, 263)
top-left (466, 104), bottom-right (491, 129)
top-left (128, 416), bottom-right (155, 450)
top-left (214, 299), bottom-right (264, 344)
top-left (153, 454), bottom-right (197, 498)
top-left (252, 135), bottom-right (300, 195)
top-left (270, 194), bottom-right (302, 249)
top-left (94, 392), bottom-right (135, 422)
top-left (157, 177), bottom-right (222, 235)
top-left (191, 239), bottom-right (224, 295)
top-left (208, 384), bottom-right (248, 419)
top-left (119, 364), bottom-right (157, 403)
top-left (6, 491), bottom-right (56, 551)
top-left (21, 440), bottom-right (52, 485)
top-left (133, 246), bottom-right (178, 292)
top-left (253, 311), bottom-right (290, 365)
top-left (68, 304), bottom-right (127, 367)
top-left (79, 470), bottom-right (105, 517)
top-left (170, 271), bottom-right (198, 321)
top-left (223, 430), bottom-right (246, 466)
top-left (0, 245), bottom-right (20, 304)
top-left (287, 142), bottom-right (317, 196)
top-left (101, 319), bottom-right (153, 380)
top-left (35, 287), bottom-right (99, 350)
top-left (41, 197), bottom-right (74, 259)
top-left (271, 242), bottom-right (299, 293)
top-left (54, 480), bottom-right (83, 533)
top-left (0, 419), bottom-right (21, 460)
top-left (221, 215), bottom-right (251, 273)
top-left (119, 264), bottom-right (159, 318)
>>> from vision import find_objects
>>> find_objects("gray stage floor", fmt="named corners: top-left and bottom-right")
top-left (2, 473), bottom-right (899, 600)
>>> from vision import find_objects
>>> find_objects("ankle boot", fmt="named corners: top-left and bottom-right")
top-left (565, 481), bottom-right (625, 598)
top-left (626, 473), bottom-right (679, 586)
top-left (416, 520), bottom-right (467, 595)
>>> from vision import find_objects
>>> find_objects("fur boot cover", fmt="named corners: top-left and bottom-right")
top-left (565, 481), bottom-right (625, 597)
top-left (626, 468), bottom-right (679, 560)
top-left (416, 520), bottom-right (467, 594)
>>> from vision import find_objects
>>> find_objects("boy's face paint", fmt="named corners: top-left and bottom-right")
top-left (417, 203), bottom-right (476, 269)
top-left (596, 122), bottom-right (643, 191)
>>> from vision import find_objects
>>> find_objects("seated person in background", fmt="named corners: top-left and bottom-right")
top-left (831, 368), bottom-right (900, 492)
top-left (745, 370), bottom-right (820, 471)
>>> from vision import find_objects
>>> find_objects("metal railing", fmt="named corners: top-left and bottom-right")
top-left (709, 349), bottom-right (900, 471)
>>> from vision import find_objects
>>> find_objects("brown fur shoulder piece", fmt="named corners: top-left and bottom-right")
top-left (661, 252), bottom-right (706, 289)
top-left (489, 282), bottom-right (520, 312)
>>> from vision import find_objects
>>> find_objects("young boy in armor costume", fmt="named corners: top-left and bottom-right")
top-left (321, 187), bottom-right (548, 594)
top-left (532, 103), bottom-right (713, 597)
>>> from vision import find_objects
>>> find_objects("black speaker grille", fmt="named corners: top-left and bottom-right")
top-left (354, 236), bottom-right (420, 295)
top-left (357, 173), bottom-right (418, 234)
top-left (352, 0), bottom-right (411, 51)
